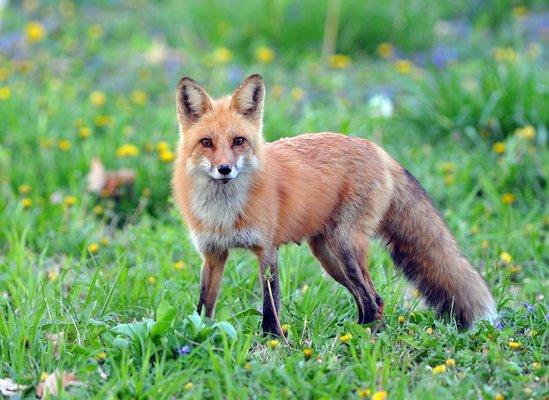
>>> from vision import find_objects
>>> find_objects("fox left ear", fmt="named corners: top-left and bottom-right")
top-left (230, 74), bottom-right (265, 125)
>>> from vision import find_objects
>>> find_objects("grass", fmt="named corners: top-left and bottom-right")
top-left (0, 1), bottom-right (547, 399)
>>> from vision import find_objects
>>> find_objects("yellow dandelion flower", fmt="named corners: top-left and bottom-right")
top-left (40, 372), bottom-right (49, 382)
top-left (377, 42), bottom-right (394, 58)
top-left (57, 139), bottom-right (71, 151)
top-left (398, 315), bottom-right (405, 325)
top-left (340, 333), bottom-right (352, 344)
top-left (499, 251), bottom-right (512, 264)
top-left (426, 327), bottom-right (433, 335)
top-left (96, 351), bottom-right (107, 361)
top-left (512, 6), bottom-right (528, 18)
top-left (212, 47), bottom-right (232, 64)
top-left (508, 340), bottom-right (521, 350)
top-left (501, 193), bottom-right (516, 205)
top-left (445, 358), bottom-right (456, 368)
top-left (440, 162), bottom-right (456, 174)
top-left (432, 364), bottom-right (446, 374)
top-left (395, 59), bottom-right (413, 74)
top-left (492, 142), bottom-right (505, 154)
top-left (0, 86), bottom-right (11, 100)
top-left (26, 21), bottom-right (46, 43)
top-left (301, 284), bottom-right (309, 293)
top-left (87, 24), bottom-right (103, 40)
top-left (94, 115), bottom-right (114, 127)
top-left (63, 195), bottom-right (77, 207)
top-left (303, 348), bottom-right (313, 360)
top-left (493, 48), bottom-right (517, 63)
top-left (444, 174), bottom-right (455, 186)
top-left (184, 382), bottom-right (193, 390)
top-left (494, 393), bottom-right (505, 400)
top-left (413, 288), bottom-right (421, 298)
top-left (156, 141), bottom-right (170, 152)
top-left (130, 89), bottom-right (148, 105)
top-left (515, 125), bottom-right (535, 140)
top-left (291, 87), bottom-right (305, 101)
top-left (0, 67), bottom-right (9, 81)
top-left (268, 339), bottom-right (279, 349)
top-left (147, 276), bottom-right (157, 285)
top-left (116, 144), bottom-right (139, 158)
top-left (531, 362), bottom-right (540, 370)
top-left (371, 390), bottom-right (388, 400)
top-left (144, 142), bottom-right (155, 153)
top-left (78, 126), bottom-right (91, 139)
top-left (357, 388), bottom-right (371, 398)
top-left (18, 184), bottom-right (31, 194)
top-left (159, 149), bottom-right (174, 162)
top-left (174, 261), bottom-right (186, 270)
top-left (329, 54), bottom-right (351, 69)
top-left (92, 205), bottom-right (104, 215)
top-left (21, 198), bottom-right (32, 209)
top-left (47, 270), bottom-right (58, 282)
top-left (281, 324), bottom-right (290, 334)
top-left (255, 46), bottom-right (276, 64)
top-left (89, 91), bottom-right (106, 107)
top-left (87, 243), bottom-right (99, 254)
top-left (509, 265), bottom-right (522, 274)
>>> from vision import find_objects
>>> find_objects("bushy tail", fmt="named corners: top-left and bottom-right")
top-left (379, 168), bottom-right (496, 328)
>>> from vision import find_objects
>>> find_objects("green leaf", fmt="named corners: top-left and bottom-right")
top-left (213, 321), bottom-right (237, 340)
top-left (150, 300), bottom-right (177, 337)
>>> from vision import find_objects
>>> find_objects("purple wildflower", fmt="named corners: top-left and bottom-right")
top-left (177, 345), bottom-right (192, 357)
top-left (523, 303), bottom-right (534, 313)
top-left (493, 320), bottom-right (504, 331)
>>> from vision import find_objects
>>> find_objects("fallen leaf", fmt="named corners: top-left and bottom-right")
top-left (45, 332), bottom-right (64, 360)
top-left (87, 157), bottom-right (135, 198)
top-left (35, 370), bottom-right (82, 399)
top-left (0, 378), bottom-right (29, 397)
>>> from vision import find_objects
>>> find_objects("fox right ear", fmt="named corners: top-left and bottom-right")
top-left (176, 77), bottom-right (213, 128)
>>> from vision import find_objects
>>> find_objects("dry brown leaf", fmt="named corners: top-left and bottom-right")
top-left (87, 158), bottom-right (135, 198)
top-left (35, 370), bottom-right (82, 399)
top-left (45, 332), bottom-right (64, 360)
top-left (0, 378), bottom-right (29, 397)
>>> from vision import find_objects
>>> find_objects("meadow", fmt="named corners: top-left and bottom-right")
top-left (0, 1), bottom-right (547, 399)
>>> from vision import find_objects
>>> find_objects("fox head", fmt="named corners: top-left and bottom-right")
top-left (175, 74), bottom-right (265, 184)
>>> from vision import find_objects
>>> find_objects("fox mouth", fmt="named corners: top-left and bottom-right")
top-left (215, 177), bottom-right (233, 184)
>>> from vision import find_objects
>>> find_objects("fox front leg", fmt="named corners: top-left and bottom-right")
top-left (197, 250), bottom-right (228, 318)
top-left (256, 247), bottom-right (282, 336)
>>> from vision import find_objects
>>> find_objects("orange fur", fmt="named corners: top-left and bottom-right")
top-left (172, 74), bottom-right (496, 334)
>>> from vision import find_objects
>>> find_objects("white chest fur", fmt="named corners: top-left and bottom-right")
top-left (188, 174), bottom-right (265, 252)
top-left (189, 174), bottom-right (251, 230)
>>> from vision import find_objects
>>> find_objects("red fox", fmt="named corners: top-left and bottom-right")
top-left (172, 74), bottom-right (496, 336)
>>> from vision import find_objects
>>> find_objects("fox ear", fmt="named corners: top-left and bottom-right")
top-left (230, 74), bottom-right (265, 124)
top-left (176, 77), bottom-right (213, 128)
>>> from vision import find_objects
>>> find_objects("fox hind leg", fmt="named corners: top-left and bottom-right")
top-left (309, 232), bottom-right (382, 324)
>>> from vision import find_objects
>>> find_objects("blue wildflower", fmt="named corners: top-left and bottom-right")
top-left (177, 345), bottom-right (192, 357)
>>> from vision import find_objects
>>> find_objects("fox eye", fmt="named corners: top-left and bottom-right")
top-left (201, 138), bottom-right (212, 148)
top-left (233, 137), bottom-right (245, 146)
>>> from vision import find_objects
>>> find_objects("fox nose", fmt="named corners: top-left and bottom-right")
top-left (217, 164), bottom-right (232, 176)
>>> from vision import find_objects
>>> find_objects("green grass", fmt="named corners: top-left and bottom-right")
top-left (0, 1), bottom-right (547, 399)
